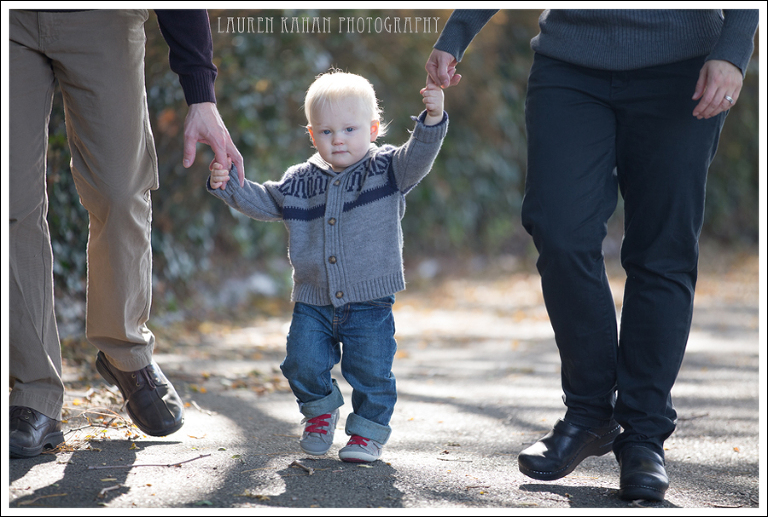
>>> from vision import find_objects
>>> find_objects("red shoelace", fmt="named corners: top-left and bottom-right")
top-left (347, 435), bottom-right (369, 446)
top-left (304, 414), bottom-right (332, 434)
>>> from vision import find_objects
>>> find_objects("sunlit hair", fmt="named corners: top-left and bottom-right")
top-left (304, 69), bottom-right (389, 138)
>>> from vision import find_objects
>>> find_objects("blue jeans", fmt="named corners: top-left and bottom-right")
top-left (522, 54), bottom-right (726, 458)
top-left (280, 295), bottom-right (397, 444)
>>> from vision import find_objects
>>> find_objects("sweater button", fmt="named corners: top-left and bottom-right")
top-left (328, 218), bottom-right (336, 225)
top-left (335, 291), bottom-right (343, 299)
top-left (328, 256), bottom-right (337, 264)
top-left (334, 180), bottom-right (341, 186)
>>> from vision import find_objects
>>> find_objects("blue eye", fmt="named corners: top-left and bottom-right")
top-left (345, 127), bottom-right (355, 132)
top-left (322, 130), bottom-right (331, 135)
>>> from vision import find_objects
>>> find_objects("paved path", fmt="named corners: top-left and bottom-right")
top-left (6, 250), bottom-right (761, 509)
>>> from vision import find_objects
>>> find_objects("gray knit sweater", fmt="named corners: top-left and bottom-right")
top-left (434, 9), bottom-right (758, 75)
top-left (208, 111), bottom-right (448, 307)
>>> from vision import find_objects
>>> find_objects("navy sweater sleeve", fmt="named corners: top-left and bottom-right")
top-left (155, 9), bottom-right (217, 105)
top-left (433, 10), bottom-right (498, 62)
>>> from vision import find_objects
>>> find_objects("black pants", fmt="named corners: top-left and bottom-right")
top-left (522, 53), bottom-right (726, 458)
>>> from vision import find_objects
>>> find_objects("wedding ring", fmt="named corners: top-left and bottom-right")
top-left (725, 95), bottom-right (734, 104)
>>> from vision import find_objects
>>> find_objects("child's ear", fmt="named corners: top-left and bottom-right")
top-left (370, 120), bottom-right (380, 141)
top-left (307, 126), bottom-right (316, 147)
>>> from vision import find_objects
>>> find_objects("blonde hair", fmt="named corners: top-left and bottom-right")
top-left (304, 70), bottom-right (388, 138)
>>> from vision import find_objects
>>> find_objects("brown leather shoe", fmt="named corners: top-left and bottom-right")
top-left (95, 351), bottom-right (184, 436)
top-left (9, 406), bottom-right (65, 458)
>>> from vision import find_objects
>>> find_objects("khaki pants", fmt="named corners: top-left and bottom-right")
top-left (9, 10), bottom-right (159, 420)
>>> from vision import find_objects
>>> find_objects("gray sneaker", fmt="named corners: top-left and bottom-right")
top-left (338, 434), bottom-right (383, 463)
top-left (299, 409), bottom-right (339, 455)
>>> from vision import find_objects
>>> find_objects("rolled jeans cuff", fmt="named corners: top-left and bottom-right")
top-left (297, 378), bottom-right (344, 419)
top-left (345, 412), bottom-right (392, 444)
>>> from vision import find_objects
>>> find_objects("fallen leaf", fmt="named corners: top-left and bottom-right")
top-left (236, 490), bottom-right (270, 500)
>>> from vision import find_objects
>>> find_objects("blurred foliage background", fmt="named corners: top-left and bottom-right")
top-left (44, 9), bottom-right (760, 314)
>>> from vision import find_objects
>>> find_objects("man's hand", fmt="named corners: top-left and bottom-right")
top-left (183, 102), bottom-right (245, 186)
top-left (692, 59), bottom-right (743, 120)
top-left (425, 48), bottom-right (462, 89)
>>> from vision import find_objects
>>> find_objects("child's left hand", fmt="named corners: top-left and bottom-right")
top-left (209, 161), bottom-right (230, 190)
top-left (420, 81), bottom-right (444, 126)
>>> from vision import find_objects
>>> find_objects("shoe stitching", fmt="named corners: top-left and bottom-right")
top-left (622, 484), bottom-right (665, 492)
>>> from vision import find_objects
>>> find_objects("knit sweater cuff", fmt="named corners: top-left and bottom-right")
top-left (706, 9), bottom-right (759, 77)
top-left (206, 163), bottom-right (240, 197)
top-left (179, 70), bottom-right (218, 104)
top-left (410, 110), bottom-right (449, 143)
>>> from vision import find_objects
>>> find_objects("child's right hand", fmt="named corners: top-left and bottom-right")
top-left (209, 162), bottom-right (230, 190)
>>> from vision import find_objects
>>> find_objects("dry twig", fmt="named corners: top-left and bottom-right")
top-left (290, 460), bottom-right (314, 475)
top-left (191, 400), bottom-right (213, 415)
top-left (17, 493), bottom-right (68, 506)
top-left (87, 453), bottom-right (211, 470)
top-left (96, 485), bottom-right (123, 499)
top-left (678, 412), bottom-right (709, 421)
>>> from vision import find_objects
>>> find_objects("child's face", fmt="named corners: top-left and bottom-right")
top-left (308, 102), bottom-right (379, 173)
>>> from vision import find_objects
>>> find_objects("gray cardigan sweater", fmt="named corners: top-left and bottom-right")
top-left (434, 9), bottom-right (758, 75)
top-left (208, 111), bottom-right (448, 307)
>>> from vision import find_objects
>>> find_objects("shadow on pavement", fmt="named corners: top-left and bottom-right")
top-left (258, 458), bottom-right (403, 508)
top-left (10, 440), bottom-right (146, 507)
top-left (8, 452), bottom-right (59, 484)
top-left (518, 483), bottom-right (680, 508)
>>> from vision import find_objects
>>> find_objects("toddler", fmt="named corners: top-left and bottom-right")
top-left (207, 70), bottom-right (447, 462)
